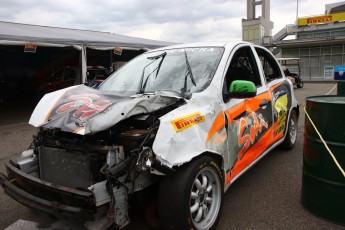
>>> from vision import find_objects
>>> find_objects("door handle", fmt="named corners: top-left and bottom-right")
top-left (259, 99), bottom-right (270, 107)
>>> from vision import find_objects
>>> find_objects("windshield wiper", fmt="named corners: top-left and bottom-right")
top-left (153, 52), bottom-right (167, 78)
top-left (138, 52), bottom-right (167, 93)
top-left (181, 51), bottom-right (196, 97)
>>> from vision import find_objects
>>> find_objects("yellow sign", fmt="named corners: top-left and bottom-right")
top-left (298, 12), bottom-right (345, 26)
top-left (114, 47), bottom-right (123, 55)
top-left (24, 43), bottom-right (37, 53)
top-left (171, 112), bottom-right (205, 132)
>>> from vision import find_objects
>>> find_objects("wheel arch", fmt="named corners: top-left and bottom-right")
top-left (158, 152), bottom-right (225, 230)
top-left (201, 151), bottom-right (224, 170)
top-left (172, 151), bottom-right (226, 184)
top-left (293, 104), bottom-right (300, 119)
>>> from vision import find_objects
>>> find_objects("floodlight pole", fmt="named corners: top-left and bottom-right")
top-left (296, 0), bottom-right (299, 25)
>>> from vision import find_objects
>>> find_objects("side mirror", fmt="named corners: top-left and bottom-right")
top-left (229, 80), bottom-right (257, 99)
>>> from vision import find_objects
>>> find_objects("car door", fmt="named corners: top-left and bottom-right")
top-left (254, 46), bottom-right (293, 143)
top-left (222, 45), bottom-right (274, 183)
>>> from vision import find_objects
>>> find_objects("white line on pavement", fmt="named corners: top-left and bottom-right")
top-left (325, 84), bottom-right (337, 95)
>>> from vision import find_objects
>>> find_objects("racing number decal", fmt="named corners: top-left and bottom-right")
top-left (56, 94), bottom-right (111, 120)
top-left (237, 112), bottom-right (268, 159)
top-left (206, 91), bottom-right (273, 185)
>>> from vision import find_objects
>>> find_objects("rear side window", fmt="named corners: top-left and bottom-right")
top-left (255, 47), bottom-right (282, 81)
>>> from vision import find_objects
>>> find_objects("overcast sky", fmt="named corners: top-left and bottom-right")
top-left (0, 0), bottom-right (344, 42)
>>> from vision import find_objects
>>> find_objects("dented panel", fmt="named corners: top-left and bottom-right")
top-left (30, 85), bottom-right (180, 135)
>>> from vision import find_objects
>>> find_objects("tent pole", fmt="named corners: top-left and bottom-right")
top-left (81, 46), bottom-right (87, 83)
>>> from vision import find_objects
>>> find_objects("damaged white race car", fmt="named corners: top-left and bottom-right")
top-left (0, 41), bottom-right (299, 230)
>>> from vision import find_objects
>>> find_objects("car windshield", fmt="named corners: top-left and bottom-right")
top-left (99, 47), bottom-right (224, 98)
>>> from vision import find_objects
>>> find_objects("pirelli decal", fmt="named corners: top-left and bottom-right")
top-left (171, 112), bottom-right (205, 132)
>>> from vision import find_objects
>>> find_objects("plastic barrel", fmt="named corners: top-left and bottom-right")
top-left (302, 96), bottom-right (345, 226)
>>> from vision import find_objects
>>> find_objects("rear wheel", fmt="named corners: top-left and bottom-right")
top-left (297, 80), bottom-right (304, 88)
top-left (281, 109), bottom-right (298, 149)
top-left (158, 155), bottom-right (223, 230)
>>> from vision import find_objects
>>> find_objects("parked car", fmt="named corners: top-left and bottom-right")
top-left (37, 66), bottom-right (80, 97)
top-left (0, 42), bottom-right (299, 230)
top-left (85, 66), bottom-right (109, 88)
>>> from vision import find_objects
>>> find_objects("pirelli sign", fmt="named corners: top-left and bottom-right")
top-left (298, 12), bottom-right (345, 26)
top-left (171, 112), bottom-right (205, 132)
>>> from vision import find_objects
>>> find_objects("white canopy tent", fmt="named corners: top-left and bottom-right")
top-left (0, 21), bottom-right (174, 81)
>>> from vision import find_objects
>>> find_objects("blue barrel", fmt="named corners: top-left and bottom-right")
top-left (302, 96), bottom-right (345, 226)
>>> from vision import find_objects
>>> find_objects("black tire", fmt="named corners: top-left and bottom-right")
top-left (297, 81), bottom-right (304, 88)
top-left (280, 109), bottom-right (298, 150)
top-left (158, 155), bottom-right (224, 230)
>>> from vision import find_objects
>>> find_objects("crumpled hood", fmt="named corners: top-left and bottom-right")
top-left (29, 85), bottom-right (180, 135)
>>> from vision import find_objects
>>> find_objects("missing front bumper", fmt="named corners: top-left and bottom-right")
top-left (0, 161), bottom-right (96, 220)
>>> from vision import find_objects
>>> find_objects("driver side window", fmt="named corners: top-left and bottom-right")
top-left (223, 46), bottom-right (261, 101)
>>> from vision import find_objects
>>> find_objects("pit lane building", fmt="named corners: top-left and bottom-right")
top-left (243, 0), bottom-right (345, 81)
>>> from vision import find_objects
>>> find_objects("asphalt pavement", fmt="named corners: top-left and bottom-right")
top-left (0, 83), bottom-right (344, 230)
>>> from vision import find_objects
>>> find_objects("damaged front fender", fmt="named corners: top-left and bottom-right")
top-left (152, 90), bottom-right (225, 168)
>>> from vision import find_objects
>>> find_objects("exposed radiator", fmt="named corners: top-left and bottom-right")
top-left (38, 146), bottom-right (91, 188)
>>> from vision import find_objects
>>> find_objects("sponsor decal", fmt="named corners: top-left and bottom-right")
top-left (171, 112), bottom-right (205, 132)
top-left (166, 48), bottom-right (215, 54)
top-left (24, 43), bottom-right (37, 53)
top-left (298, 12), bottom-right (345, 26)
top-left (56, 94), bottom-right (112, 121)
top-left (274, 94), bottom-right (288, 135)
top-left (307, 15), bottom-right (332, 24)
top-left (270, 82), bottom-right (291, 140)
top-left (237, 112), bottom-right (268, 159)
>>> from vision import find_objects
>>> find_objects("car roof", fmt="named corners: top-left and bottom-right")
top-left (150, 41), bottom-right (251, 52)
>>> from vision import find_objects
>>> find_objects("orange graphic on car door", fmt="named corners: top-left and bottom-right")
top-left (207, 91), bottom-right (274, 184)
top-left (228, 92), bottom-right (273, 180)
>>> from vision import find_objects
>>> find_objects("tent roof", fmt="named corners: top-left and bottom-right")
top-left (0, 21), bottom-right (174, 49)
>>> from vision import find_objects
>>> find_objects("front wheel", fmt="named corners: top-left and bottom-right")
top-left (158, 155), bottom-right (224, 230)
top-left (297, 80), bottom-right (304, 88)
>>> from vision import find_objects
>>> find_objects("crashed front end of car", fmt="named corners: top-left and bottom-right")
top-left (0, 87), bottom-right (184, 228)
top-left (0, 47), bottom-right (224, 228)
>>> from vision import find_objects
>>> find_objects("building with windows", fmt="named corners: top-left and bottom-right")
top-left (242, 1), bottom-right (345, 81)
top-left (272, 2), bottom-right (345, 81)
